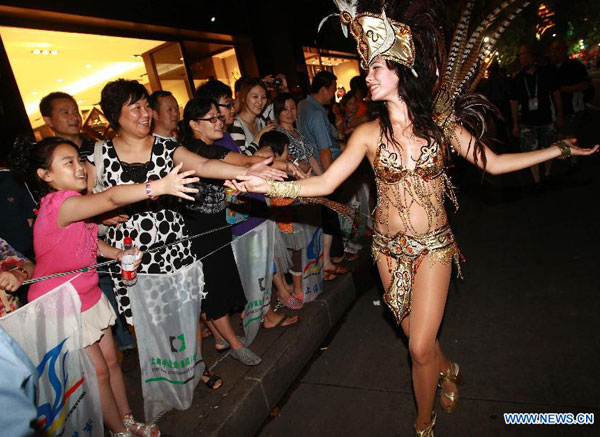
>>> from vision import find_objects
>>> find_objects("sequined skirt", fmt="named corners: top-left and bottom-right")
top-left (371, 225), bottom-right (461, 324)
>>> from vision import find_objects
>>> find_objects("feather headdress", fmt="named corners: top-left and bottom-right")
top-left (319, 0), bottom-right (417, 75)
top-left (435, 0), bottom-right (530, 155)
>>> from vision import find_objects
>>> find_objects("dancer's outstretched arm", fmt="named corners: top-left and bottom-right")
top-left (226, 122), bottom-right (371, 196)
top-left (453, 125), bottom-right (599, 175)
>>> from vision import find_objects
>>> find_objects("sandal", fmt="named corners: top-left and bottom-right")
top-left (201, 368), bottom-right (223, 390)
top-left (323, 270), bottom-right (338, 281)
top-left (278, 294), bottom-right (303, 310)
top-left (329, 264), bottom-right (350, 274)
top-left (122, 413), bottom-right (160, 437)
top-left (263, 314), bottom-right (299, 329)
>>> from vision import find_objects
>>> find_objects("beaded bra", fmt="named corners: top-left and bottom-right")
top-left (373, 131), bottom-right (458, 236)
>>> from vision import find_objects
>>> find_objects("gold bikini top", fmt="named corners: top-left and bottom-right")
top-left (373, 131), bottom-right (445, 183)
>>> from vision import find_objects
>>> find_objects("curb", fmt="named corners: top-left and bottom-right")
top-left (200, 272), bottom-right (358, 436)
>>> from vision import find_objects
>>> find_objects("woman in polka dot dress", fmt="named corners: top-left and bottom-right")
top-left (87, 80), bottom-right (286, 324)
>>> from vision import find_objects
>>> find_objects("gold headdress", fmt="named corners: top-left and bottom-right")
top-left (319, 0), bottom-right (417, 75)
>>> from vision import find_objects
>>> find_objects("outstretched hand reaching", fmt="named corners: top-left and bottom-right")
top-left (224, 174), bottom-right (270, 195)
top-left (246, 157), bottom-right (287, 181)
top-left (152, 162), bottom-right (200, 201)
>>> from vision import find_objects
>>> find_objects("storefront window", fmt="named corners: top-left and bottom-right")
top-left (0, 26), bottom-right (167, 137)
top-left (146, 42), bottom-right (192, 109)
top-left (303, 47), bottom-right (360, 100)
top-left (182, 41), bottom-right (241, 93)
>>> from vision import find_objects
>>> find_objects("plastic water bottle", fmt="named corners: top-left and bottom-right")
top-left (121, 237), bottom-right (138, 286)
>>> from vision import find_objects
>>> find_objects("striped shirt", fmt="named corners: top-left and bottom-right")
top-left (228, 115), bottom-right (267, 156)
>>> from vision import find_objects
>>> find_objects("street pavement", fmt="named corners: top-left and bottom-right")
top-left (258, 157), bottom-right (600, 436)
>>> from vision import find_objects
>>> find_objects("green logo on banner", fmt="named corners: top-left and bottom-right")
top-left (169, 333), bottom-right (186, 353)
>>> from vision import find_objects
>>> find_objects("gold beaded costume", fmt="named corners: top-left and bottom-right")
top-left (315, 0), bottom-right (530, 324)
top-left (371, 130), bottom-right (461, 323)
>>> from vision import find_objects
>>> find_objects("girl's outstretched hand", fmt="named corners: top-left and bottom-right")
top-left (563, 138), bottom-right (600, 156)
top-left (0, 270), bottom-right (25, 292)
top-left (224, 175), bottom-right (269, 195)
top-left (246, 157), bottom-right (287, 181)
top-left (153, 162), bottom-right (199, 201)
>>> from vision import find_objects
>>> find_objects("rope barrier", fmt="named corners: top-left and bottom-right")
top-left (22, 221), bottom-right (243, 285)
top-left (20, 197), bottom-right (374, 286)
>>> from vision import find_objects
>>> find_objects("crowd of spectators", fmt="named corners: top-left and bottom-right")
top-left (478, 39), bottom-right (593, 190)
top-left (0, 66), bottom-right (374, 434)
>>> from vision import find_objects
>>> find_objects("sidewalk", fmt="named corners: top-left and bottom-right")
top-left (122, 255), bottom-right (377, 436)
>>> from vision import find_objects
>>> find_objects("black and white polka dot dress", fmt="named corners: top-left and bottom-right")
top-left (88, 137), bottom-right (195, 324)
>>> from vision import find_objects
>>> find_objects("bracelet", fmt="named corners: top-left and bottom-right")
top-left (555, 140), bottom-right (571, 159)
top-left (145, 181), bottom-right (158, 200)
top-left (266, 180), bottom-right (301, 198)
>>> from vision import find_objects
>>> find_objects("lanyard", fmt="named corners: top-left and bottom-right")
top-left (523, 72), bottom-right (538, 98)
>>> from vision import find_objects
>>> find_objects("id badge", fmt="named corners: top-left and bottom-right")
top-left (528, 97), bottom-right (539, 111)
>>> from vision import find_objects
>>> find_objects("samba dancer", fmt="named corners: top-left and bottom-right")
top-left (227, 1), bottom-right (599, 435)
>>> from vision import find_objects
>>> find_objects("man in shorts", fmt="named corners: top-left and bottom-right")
top-left (510, 43), bottom-right (563, 185)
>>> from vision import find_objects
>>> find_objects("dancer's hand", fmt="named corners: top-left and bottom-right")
top-left (225, 175), bottom-right (269, 194)
top-left (152, 162), bottom-right (199, 200)
top-left (246, 157), bottom-right (286, 181)
top-left (561, 138), bottom-right (600, 156)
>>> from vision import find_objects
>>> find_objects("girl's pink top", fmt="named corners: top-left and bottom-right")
top-left (28, 190), bottom-right (101, 312)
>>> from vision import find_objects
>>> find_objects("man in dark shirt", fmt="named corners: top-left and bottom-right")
top-left (40, 92), bottom-right (95, 158)
top-left (551, 39), bottom-right (590, 119)
top-left (551, 39), bottom-right (591, 167)
top-left (0, 167), bottom-right (36, 260)
top-left (510, 43), bottom-right (563, 184)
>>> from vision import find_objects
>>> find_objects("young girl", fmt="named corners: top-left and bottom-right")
top-left (11, 137), bottom-right (199, 437)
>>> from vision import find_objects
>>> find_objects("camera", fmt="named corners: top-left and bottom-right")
top-left (272, 77), bottom-right (283, 88)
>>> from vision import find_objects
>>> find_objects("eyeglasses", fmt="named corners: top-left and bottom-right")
top-left (195, 115), bottom-right (226, 124)
top-left (217, 103), bottom-right (235, 110)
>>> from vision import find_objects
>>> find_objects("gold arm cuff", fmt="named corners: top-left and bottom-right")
top-left (555, 140), bottom-right (571, 159)
top-left (266, 180), bottom-right (301, 198)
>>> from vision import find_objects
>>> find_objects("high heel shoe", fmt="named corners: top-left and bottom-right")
top-left (414, 411), bottom-right (436, 436)
top-left (438, 361), bottom-right (464, 413)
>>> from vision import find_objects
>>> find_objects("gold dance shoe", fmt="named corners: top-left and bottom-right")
top-left (438, 361), bottom-right (464, 413)
top-left (414, 411), bottom-right (436, 436)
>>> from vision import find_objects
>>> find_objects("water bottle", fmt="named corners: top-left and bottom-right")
top-left (121, 237), bottom-right (138, 286)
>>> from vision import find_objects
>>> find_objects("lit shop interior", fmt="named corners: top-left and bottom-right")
top-left (0, 26), bottom-right (242, 140)
top-left (303, 47), bottom-right (361, 101)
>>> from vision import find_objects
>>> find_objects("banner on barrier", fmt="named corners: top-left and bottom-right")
top-left (232, 220), bottom-right (275, 345)
top-left (128, 261), bottom-right (205, 422)
top-left (0, 281), bottom-right (104, 436)
top-left (301, 226), bottom-right (324, 303)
